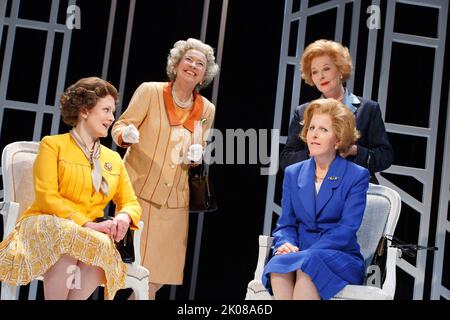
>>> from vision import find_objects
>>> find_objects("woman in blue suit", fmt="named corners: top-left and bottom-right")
top-left (262, 98), bottom-right (370, 300)
top-left (279, 39), bottom-right (393, 183)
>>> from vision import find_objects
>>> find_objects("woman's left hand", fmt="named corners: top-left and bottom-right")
top-left (110, 213), bottom-right (131, 242)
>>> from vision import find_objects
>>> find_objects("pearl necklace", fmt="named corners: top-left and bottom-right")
top-left (172, 85), bottom-right (193, 109)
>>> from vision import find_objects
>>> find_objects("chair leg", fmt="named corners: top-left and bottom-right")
top-left (28, 280), bottom-right (39, 300)
top-left (1, 283), bottom-right (18, 300)
top-left (125, 278), bottom-right (149, 300)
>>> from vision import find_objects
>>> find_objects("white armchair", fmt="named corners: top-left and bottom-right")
top-left (245, 183), bottom-right (402, 300)
top-left (0, 141), bottom-right (149, 300)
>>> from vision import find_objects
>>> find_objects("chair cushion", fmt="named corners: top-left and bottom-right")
top-left (11, 151), bottom-right (37, 215)
top-left (356, 193), bottom-right (391, 273)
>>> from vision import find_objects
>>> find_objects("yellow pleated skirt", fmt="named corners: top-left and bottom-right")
top-left (0, 214), bottom-right (127, 300)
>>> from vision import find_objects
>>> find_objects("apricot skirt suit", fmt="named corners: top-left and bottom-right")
top-left (112, 82), bottom-right (215, 285)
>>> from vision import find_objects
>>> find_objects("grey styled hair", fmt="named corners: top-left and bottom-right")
top-left (166, 38), bottom-right (219, 91)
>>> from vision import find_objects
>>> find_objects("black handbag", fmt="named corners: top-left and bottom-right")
top-left (188, 163), bottom-right (218, 213)
top-left (95, 216), bottom-right (135, 263)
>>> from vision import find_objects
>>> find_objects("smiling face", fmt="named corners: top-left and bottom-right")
top-left (81, 95), bottom-right (116, 139)
top-left (310, 55), bottom-right (343, 99)
top-left (174, 49), bottom-right (207, 88)
top-left (306, 113), bottom-right (339, 161)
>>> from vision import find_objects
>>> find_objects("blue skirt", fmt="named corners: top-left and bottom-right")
top-left (262, 248), bottom-right (364, 300)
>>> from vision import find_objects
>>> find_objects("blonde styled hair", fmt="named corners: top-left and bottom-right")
top-left (166, 38), bottom-right (219, 91)
top-left (300, 98), bottom-right (360, 153)
top-left (300, 39), bottom-right (352, 86)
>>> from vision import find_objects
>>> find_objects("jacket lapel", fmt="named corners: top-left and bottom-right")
top-left (348, 92), bottom-right (360, 115)
top-left (315, 156), bottom-right (346, 215)
top-left (297, 158), bottom-right (316, 222)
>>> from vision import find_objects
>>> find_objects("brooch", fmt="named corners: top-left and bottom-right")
top-left (104, 162), bottom-right (113, 171)
top-left (328, 176), bottom-right (339, 181)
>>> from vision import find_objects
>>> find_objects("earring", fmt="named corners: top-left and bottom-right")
top-left (340, 75), bottom-right (343, 80)
top-left (335, 145), bottom-right (339, 150)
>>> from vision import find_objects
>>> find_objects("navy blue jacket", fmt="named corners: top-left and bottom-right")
top-left (280, 96), bottom-right (394, 175)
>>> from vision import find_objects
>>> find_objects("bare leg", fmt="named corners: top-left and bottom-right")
top-left (67, 261), bottom-right (104, 300)
top-left (149, 282), bottom-right (163, 300)
top-left (270, 272), bottom-right (295, 300)
top-left (292, 270), bottom-right (320, 300)
top-left (43, 254), bottom-right (78, 300)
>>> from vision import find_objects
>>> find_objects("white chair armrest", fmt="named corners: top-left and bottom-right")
top-left (253, 235), bottom-right (273, 280)
top-left (0, 201), bottom-right (20, 240)
top-left (381, 246), bottom-right (399, 297)
top-left (132, 220), bottom-right (144, 266)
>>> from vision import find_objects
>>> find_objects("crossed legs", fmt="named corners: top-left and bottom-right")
top-left (270, 270), bottom-right (320, 300)
top-left (43, 255), bottom-right (104, 300)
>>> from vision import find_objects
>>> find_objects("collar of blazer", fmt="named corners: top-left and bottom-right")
top-left (319, 88), bottom-right (360, 113)
top-left (343, 89), bottom-right (360, 114)
top-left (163, 82), bottom-right (204, 132)
top-left (296, 156), bottom-right (347, 220)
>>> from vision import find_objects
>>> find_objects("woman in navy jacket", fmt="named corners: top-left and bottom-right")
top-left (280, 39), bottom-right (393, 182)
top-left (262, 98), bottom-right (370, 300)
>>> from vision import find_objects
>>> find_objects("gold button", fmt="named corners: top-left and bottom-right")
top-left (165, 183), bottom-right (171, 187)
top-left (170, 164), bottom-right (175, 169)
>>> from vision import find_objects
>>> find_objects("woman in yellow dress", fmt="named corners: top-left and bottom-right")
top-left (0, 77), bottom-right (141, 300)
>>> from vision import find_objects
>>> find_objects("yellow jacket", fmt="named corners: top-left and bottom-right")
top-left (20, 134), bottom-right (141, 229)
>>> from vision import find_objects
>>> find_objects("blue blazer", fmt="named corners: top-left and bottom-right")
top-left (273, 156), bottom-right (370, 256)
top-left (280, 94), bottom-right (394, 175)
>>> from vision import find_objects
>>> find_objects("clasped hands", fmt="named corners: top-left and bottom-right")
top-left (274, 242), bottom-right (299, 255)
top-left (84, 213), bottom-right (131, 242)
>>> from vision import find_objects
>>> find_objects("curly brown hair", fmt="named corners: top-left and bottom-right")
top-left (300, 98), bottom-right (360, 153)
top-left (60, 77), bottom-right (118, 127)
